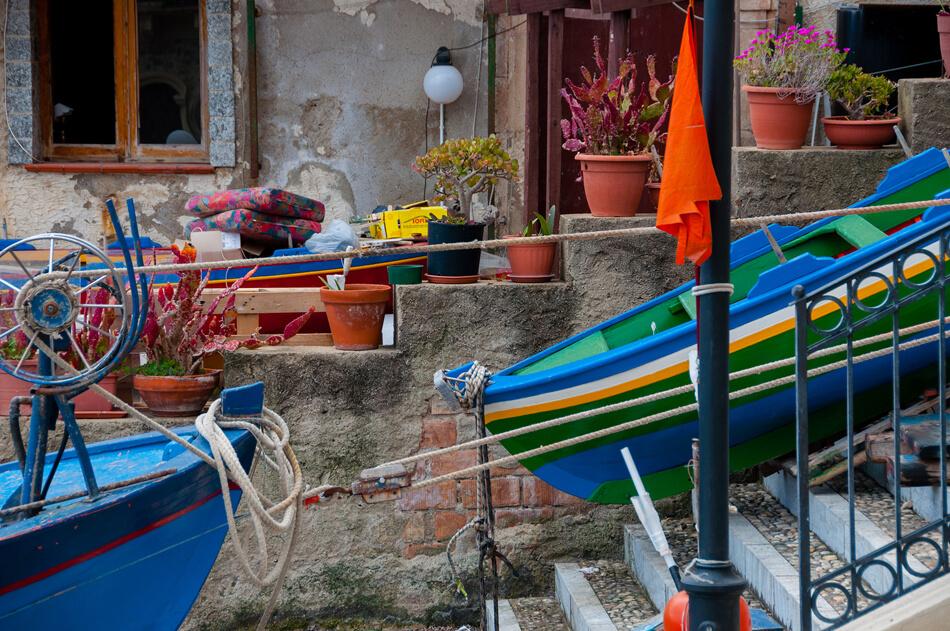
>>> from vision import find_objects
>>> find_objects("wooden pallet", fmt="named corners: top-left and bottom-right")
top-left (200, 287), bottom-right (332, 347)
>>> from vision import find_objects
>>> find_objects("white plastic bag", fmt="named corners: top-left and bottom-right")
top-left (304, 219), bottom-right (359, 253)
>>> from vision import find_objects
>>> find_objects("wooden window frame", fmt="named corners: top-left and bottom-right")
top-left (36, 0), bottom-right (209, 164)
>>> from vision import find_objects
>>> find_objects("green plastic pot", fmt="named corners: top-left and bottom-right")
top-left (388, 264), bottom-right (424, 285)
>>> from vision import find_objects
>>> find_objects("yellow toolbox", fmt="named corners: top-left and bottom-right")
top-left (369, 205), bottom-right (447, 239)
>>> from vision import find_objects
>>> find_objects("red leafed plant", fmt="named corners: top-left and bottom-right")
top-left (0, 290), bottom-right (31, 361)
top-left (61, 286), bottom-right (121, 370)
top-left (560, 38), bottom-right (673, 156)
top-left (140, 244), bottom-right (314, 376)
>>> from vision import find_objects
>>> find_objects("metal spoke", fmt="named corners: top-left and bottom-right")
top-left (79, 320), bottom-right (116, 340)
top-left (79, 274), bottom-right (110, 294)
top-left (63, 248), bottom-right (83, 281)
top-left (0, 324), bottom-right (22, 341)
top-left (8, 251), bottom-right (36, 283)
top-left (66, 331), bottom-right (92, 371)
top-left (47, 238), bottom-right (55, 274)
top-left (0, 276), bottom-right (20, 293)
top-left (14, 332), bottom-right (38, 374)
top-left (79, 303), bottom-right (121, 309)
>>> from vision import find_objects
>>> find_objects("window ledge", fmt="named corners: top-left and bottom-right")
top-left (23, 162), bottom-right (216, 175)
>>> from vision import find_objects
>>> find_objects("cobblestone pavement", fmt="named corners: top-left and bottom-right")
top-left (731, 483), bottom-right (866, 617)
top-left (507, 596), bottom-right (569, 630)
top-left (661, 515), bottom-right (777, 623)
top-left (828, 470), bottom-right (942, 570)
top-left (580, 560), bottom-right (657, 630)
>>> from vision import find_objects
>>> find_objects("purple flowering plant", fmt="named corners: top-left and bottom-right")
top-left (560, 37), bottom-right (673, 156)
top-left (734, 25), bottom-right (847, 102)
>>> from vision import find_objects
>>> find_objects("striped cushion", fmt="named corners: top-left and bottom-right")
top-left (185, 187), bottom-right (325, 221)
top-left (186, 209), bottom-right (321, 245)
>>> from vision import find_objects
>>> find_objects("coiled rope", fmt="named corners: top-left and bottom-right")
top-left (36, 198), bottom-right (950, 283)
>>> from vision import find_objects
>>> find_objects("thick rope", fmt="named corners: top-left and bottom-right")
top-left (382, 316), bottom-right (950, 470)
top-left (407, 324), bottom-right (949, 490)
top-left (37, 198), bottom-right (950, 282)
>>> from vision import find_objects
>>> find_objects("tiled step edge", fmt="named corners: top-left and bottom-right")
top-left (623, 523), bottom-right (679, 611)
top-left (486, 599), bottom-right (521, 631)
top-left (764, 470), bottom-right (930, 591)
top-left (728, 511), bottom-right (836, 631)
top-left (554, 562), bottom-right (618, 631)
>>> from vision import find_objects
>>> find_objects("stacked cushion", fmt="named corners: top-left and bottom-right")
top-left (185, 187), bottom-right (325, 244)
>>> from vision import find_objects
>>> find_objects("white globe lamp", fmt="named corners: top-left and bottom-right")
top-left (424, 47), bottom-right (463, 143)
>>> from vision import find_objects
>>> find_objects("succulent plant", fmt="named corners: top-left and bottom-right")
top-left (826, 64), bottom-right (895, 120)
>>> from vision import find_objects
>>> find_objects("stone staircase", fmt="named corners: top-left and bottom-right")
top-left (488, 463), bottom-right (945, 631)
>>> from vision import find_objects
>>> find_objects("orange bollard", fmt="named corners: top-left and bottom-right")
top-left (663, 590), bottom-right (752, 631)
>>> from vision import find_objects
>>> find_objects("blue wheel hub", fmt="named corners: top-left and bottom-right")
top-left (24, 284), bottom-right (77, 333)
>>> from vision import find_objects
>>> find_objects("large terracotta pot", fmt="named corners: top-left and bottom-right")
top-left (743, 85), bottom-right (815, 150)
top-left (504, 236), bottom-right (556, 282)
top-left (576, 153), bottom-right (652, 217)
top-left (822, 116), bottom-right (901, 150)
top-left (0, 359), bottom-right (120, 414)
top-left (133, 369), bottom-right (221, 417)
top-left (939, 14), bottom-right (950, 79)
top-left (320, 284), bottom-right (391, 350)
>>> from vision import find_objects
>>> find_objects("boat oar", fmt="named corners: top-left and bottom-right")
top-left (621, 447), bottom-right (682, 591)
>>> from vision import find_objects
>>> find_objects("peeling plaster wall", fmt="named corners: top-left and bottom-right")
top-left (0, 0), bottom-right (487, 243)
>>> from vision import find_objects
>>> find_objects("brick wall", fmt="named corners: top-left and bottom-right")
top-left (397, 396), bottom-right (589, 560)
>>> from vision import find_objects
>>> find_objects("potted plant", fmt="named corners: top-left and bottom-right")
top-left (939, 5), bottom-right (950, 78)
top-left (414, 136), bottom-right (519, 283)
top-left (61, 287), bottom-right (125, 414)
top-left (735, 25), bottom-right (846, 149)
top-left (319, 281), bottom-right (392, 350)
top-left (506, 206), bottom-right (558, 283)
top-left (560, 41), bottom-right (672, 217)
top-left (822, 64), bottom-right (898, 149)
top-left (134, 244), bottom-right (312, 416)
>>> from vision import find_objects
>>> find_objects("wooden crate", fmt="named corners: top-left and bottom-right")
top-left (200, 287), bottom-right (332, 347)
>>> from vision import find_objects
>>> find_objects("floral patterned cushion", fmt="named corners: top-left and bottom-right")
top-left (185, 187), bottom-right (325, 221)
top-left (186, 209), bottom-right (322, 245)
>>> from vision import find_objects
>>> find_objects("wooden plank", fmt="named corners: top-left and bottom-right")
top-left (524, 12), bottom-right (543, 225)
top-left (607, 10), bottom-right (631, 78)
top-left (592, 0), bottom-right (679, 11)
top-left (200, 287), bottom-right (325, 314)
top-left (506, 0), bottom-right (589, 14)
top-left (229, 332), bottom-right (333, 347)
top-left (545, 9), bottom-right (565, 215)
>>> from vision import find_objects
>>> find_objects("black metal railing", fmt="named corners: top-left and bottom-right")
top-left (794, 215), bottom-right (950, 630)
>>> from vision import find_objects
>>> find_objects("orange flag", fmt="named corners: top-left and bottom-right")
top-left (656, 4), bottom-right (722, 266)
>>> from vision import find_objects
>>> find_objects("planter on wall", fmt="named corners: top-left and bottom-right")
top-left (133, 370), bottom-right (221, 417)
top-left (320, 283), bottom-right (391, 350)
top-left (939, 13), bottom-right (950, 78)
top-left (0, 359), bottom-right (121, 415)
top-left (743, 85), bottom-right (815, 150)
top-left (426, 221), bottom-right (485, 283)
top-left (576, 153), bottom-right (652, 217)
top-left (505, 236), bottom-right (556, 283)
top-left (822, 116), bottom-right (901, 150)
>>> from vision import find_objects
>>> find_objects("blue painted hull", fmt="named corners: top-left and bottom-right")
top-left (0, 427), bottom-right (255, 630)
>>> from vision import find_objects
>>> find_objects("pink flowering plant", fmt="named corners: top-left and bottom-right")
top-left (734, 25), bottom-right (847, 102)
top-left (560, 38), bottom-right (673, 156)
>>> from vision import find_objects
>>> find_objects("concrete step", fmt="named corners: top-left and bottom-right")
top-left (486, 596), bottom-right (569, 631)
top-left (863, 460), bottom-right (950, 523)
top-left (554, 561), bottom-right (659, 631)
top-left (765, 469), bottom-right (933, 591)
top-left (729, 483), bottom-right (840, 631)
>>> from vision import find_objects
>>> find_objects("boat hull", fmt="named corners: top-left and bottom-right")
top-left (458, 149), bottom-right (950, 504)
top-left (0, 428), bottom-right (255, 630)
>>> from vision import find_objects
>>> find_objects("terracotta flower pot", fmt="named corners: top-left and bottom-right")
top-left (822, 116), bottom-right (900, 150)
top-left (0, 359), bottom-right (120, 415)
top-left (576, 153), bottom-right (652, 217)
top-left (133, 370), bottom-right (221, 417)
top-left (320, 283), bottom-right (391, 350)
top-left (939, 14), bottom-right (950, 79)
top-left (743, 85), bottom-right (815, 150)
top-left (644, 182), bottom-right (661, 214)
top-left (505, 236), bottom-right (557, 282)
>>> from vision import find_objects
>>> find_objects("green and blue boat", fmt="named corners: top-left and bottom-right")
top-left (447, 148), bottom-right (950, 504)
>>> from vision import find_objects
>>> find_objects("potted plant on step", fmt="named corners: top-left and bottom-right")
top-left (414, 136), bottom-right (519, 284)
top-left (560, 40), bottom-right (672, 217)
top-left (319, 278), bottom-right (391, 350)
top-left (735, 25), bottom-right (846, 149)
top-left (938, 5), bottom-right (950, 78)
top-left (822, 64), bottom-right (899, 149)
top-left (134, 244), bottom-right (313, 416)
top-left (506, 206), bottom-right (558, 283)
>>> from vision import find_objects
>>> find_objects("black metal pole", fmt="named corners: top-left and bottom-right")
top-left (681, 0), bottom-right (747, 628)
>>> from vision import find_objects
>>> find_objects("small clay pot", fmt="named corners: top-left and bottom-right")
top-left (743, 85), bottom-right (815, 150)
top-left (505, 236), bottom-right (557, 281)
top-left (576, 153), bottom-right (652, 217)
top-left (133, 370), bottom-right (221, 417)
top-left (320, 283), bottom-right (391, 350)
top-left (939, 13), bottom-right (950, 79)
top-left (822, 116), bottom-right (900, 150)
top-left (644, 182), bottom-right (661, 213)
